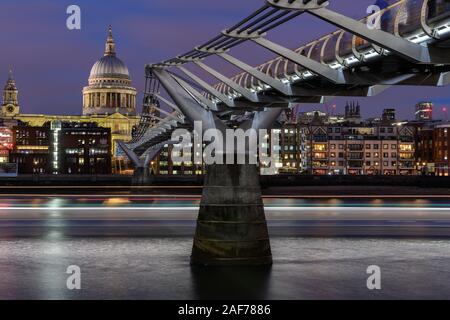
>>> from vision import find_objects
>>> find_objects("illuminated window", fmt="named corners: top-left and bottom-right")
top-left (314, 153), bottom-right (327, 159)
top-left (399, 144), bottom-right (413, 152)
top-left (313, 144), bottom-right (327, 151)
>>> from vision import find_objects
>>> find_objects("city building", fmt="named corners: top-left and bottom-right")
top-left (9, 124), bottom-right (51, 174)
top-left (9, 121), bottom-right (111, 175)
top-left (279, 123), bottom-right (300, 173)
top-left (344, 101), bottom-right (362, 123)
top-left (150, 144), bottom-right (203, 175)
top-left (298, 107), bottom-right (416, 175)
top-left (299, 125), bottom-right (416, 175)
top-left (55, 122), bottom-right (111, 175)
top-left (414, 122), bottom-right (436, 175)
top-left (296, 110), bottom-right (329, 125)
top-left (0, 126), bottom-right (13, 163)
top-left (382, 109), bottom-right (396, 122)
top-left (434, 123), bottom-right (450, 176)
top-left (0, 27), bottom-right (140, 163)
top-left (415, 102), bottom-right (434, 121)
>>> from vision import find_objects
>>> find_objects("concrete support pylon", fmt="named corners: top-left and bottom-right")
top-left (191, 163), bottom-right (272, 266)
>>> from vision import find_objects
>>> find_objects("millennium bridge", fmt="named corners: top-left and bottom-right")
top-left (119, 0), bottom-right (450, 266)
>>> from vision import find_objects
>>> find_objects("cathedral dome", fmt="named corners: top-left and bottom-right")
top-left (89, 55), bottom-right (130, 80)
top-left (88, 26), bottom-right (130, 80)
top-left (82, 26), bottom-right (137, 116)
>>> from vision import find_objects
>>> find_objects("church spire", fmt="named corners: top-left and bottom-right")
top-left (104, 25), bottom-right (116, 56)
top-left (4, 69), bottom-right (17, 90)
top-left (2, 68), bottom-right (20, 116)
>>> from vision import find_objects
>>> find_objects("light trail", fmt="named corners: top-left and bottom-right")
top-left (1, 206), bottom-right (450, 211)
top-left (0, 194), bottom-right (449, 199)
top-left (0, 186), bottom-right (203, 189)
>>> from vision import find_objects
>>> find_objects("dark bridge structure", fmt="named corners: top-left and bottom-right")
top-left (121, 0), bottom-right (450, 266)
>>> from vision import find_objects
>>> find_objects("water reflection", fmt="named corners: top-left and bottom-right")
top-left (190, 265), bottom-right (272, 300)
top-left (1, 237), bottom-right (450, 299)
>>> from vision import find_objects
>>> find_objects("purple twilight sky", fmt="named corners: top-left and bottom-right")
top-left (0, 0), bottom-right (449, 120)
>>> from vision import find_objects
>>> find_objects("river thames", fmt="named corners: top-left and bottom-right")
top-left (1, 237), bottom-right (450, 300)
top-left (1, 195), bottom-right (450, 299)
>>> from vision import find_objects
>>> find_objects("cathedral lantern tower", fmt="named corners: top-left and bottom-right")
top-left (1, 70), bottom-right (20, 117)
top-left (82, 26), bottom-right (137, 116)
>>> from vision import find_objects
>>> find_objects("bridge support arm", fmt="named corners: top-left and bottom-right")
top-left (438, 72), bottom-right (450, 87)
top-left (177, 66), bottom-right (235, 107)
top-left (307, 7), bottom-right (431, 64)
top-left (153, 94), bottom-right (182, 114)
top-left (170, 73), bottom-right (219, 111)
top-left (250, 106), bottom-right (286, 131)
top-left (152, 67), bottom-right (227, 134)
top-left (194, 61), bottom-right (259, 102)
top-left (152, 67), bottom-right (210, 119)
top-left (117, 140), bottom-right (144, 168)
top-left (148, 106), bottom-right (184, 124)
top-left (252, 37), bottom-right (345, 84)
top-left (217, 53), bottom-right (292, 96)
